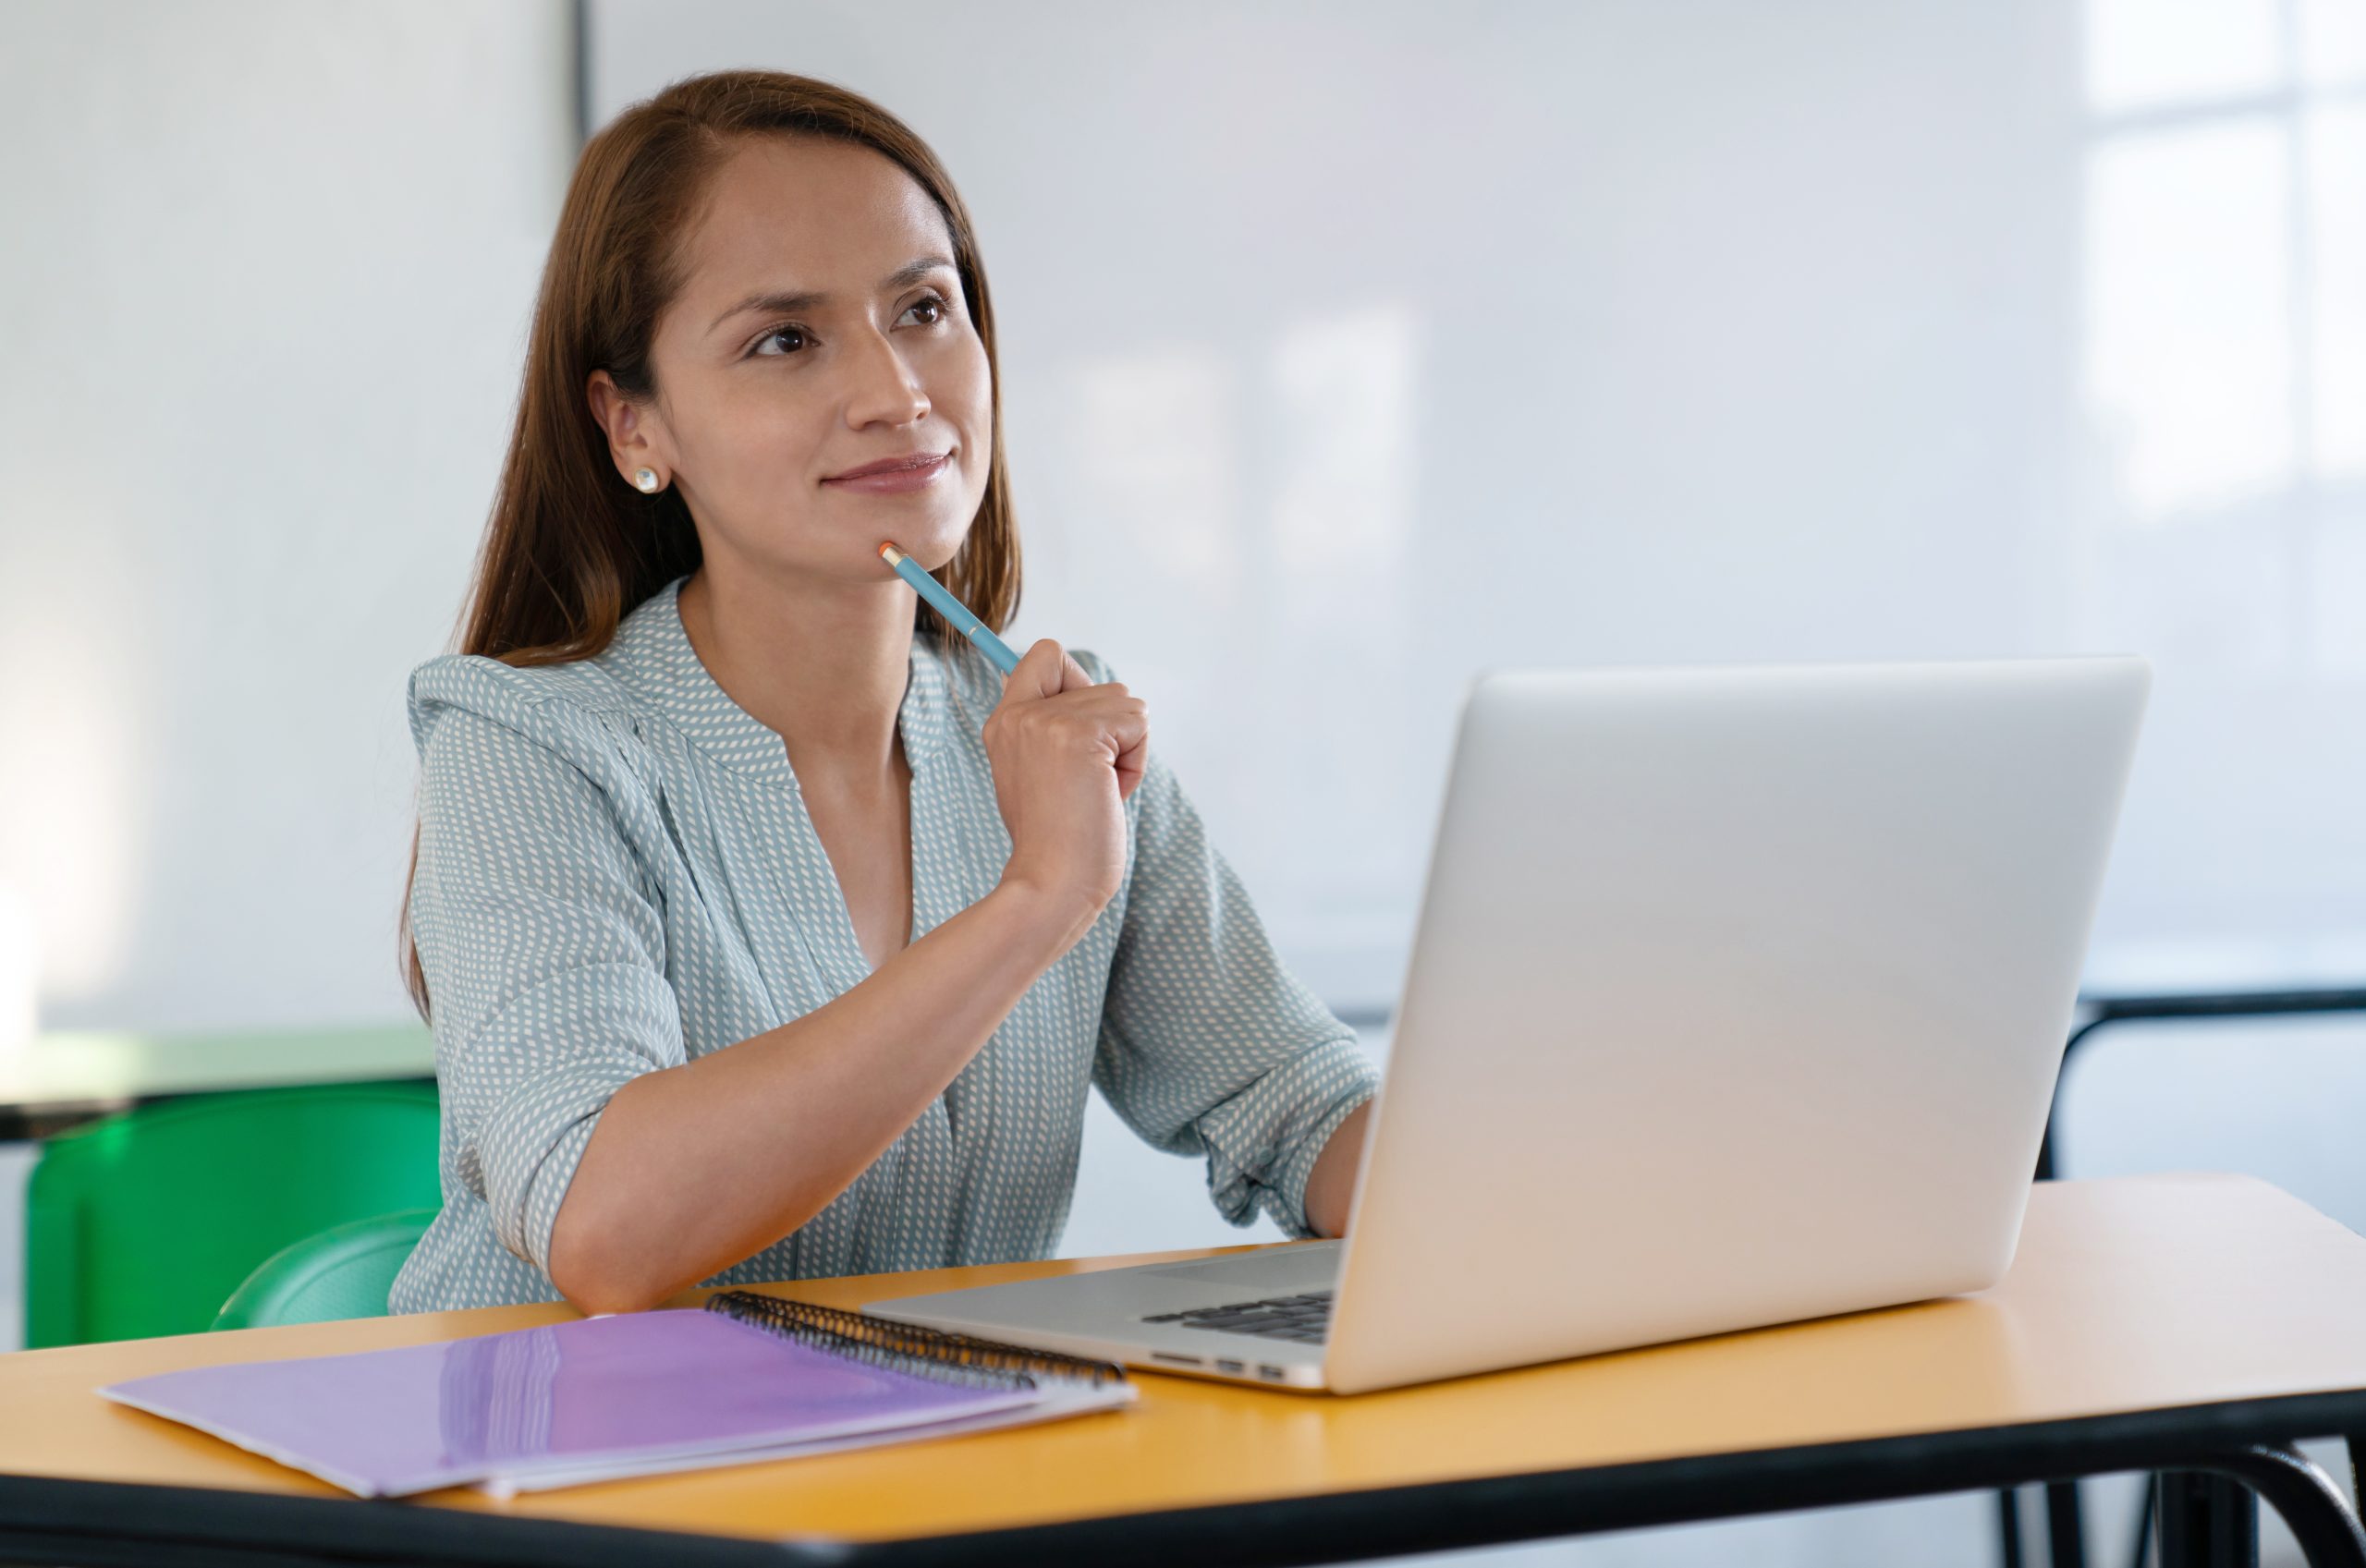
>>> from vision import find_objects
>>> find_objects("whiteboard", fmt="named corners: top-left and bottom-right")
top-left (591, 0), bottom-right (2366, 1011)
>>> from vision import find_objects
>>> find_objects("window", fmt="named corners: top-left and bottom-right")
top-left (2079, 0), bottom-right (2366, 673)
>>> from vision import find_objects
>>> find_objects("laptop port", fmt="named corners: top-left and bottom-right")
top-left (1150, 1352), bottom-right (1202, 1367)
top-left (1259, 1365), bottom-right (1288, 1380)
top-left (1215, 1359), bottom-right (1246, 1375)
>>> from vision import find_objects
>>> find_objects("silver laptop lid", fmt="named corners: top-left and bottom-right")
top-left (1323, 657), bottom-right (2149, 1393)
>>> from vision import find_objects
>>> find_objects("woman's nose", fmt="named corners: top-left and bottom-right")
top-left (842, 326), bottom-right (930, 429)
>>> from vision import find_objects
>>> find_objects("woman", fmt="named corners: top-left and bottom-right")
top-left (390, 69), bottom-right (1379, 1317)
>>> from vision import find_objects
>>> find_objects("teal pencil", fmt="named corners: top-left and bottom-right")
top-left (877, 541), bottom-right (1021, 675)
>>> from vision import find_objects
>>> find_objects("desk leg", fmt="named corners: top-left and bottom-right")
top-left (2164, 1445), bottom-right (2366, 1568)
top-left (1997, 1483), bottom-right (2087, 1568)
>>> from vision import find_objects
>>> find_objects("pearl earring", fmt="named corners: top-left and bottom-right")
top-left (633, 468), bottom-right (661, 493)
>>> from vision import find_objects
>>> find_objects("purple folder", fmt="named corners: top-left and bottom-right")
top-left (100, 1308), bottom-right (1045, 1497)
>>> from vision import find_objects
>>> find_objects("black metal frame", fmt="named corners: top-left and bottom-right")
top-left (2034, 988), bottom-right (2366, 1186)
top-left (6, 1396), bottom-right (2366, 1567)
top-left (2003, 985), bottom-right (2366, 1568)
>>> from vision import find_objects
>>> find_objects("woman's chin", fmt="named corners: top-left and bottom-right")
top-left (872, 518), bottom-right (970, 572)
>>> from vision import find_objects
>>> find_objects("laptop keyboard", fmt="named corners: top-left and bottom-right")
top-left (1142, 1291), bottom-right (1333, 1343)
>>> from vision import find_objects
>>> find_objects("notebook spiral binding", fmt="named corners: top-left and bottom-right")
top-left (704, 1291), bottom-right (1131, 1392)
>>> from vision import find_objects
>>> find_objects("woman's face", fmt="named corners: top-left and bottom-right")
top-left (613, 134), bottom-right (993, 584)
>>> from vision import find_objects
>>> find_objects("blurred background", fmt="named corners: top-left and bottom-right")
top-left (2, 2), bottom-right (2362, 1562)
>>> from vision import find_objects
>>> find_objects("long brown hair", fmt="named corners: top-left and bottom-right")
top-left (398, 70), bottom-right (1020, 1019)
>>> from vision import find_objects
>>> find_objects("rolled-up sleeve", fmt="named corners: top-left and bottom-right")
top-left (408, 669), bottom-right (685, 1276)
top-left (1082, 661), bottom-right (1381, 1237)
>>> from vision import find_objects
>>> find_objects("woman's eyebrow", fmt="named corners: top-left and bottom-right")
top-left (707, 255), bottom-right (957, 335)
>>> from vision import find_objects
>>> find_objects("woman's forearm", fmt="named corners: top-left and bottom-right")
top-left (547, 877), bottom-right (1096, 1314)
top-left (1303, 1100), bottom-right (1373, 1239)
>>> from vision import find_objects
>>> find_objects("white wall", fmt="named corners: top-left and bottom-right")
top-left (590, 0), bottom-right (2366, 1013)
top-left (0, 0), bottom-right (576, 1034)
top-left (0, 0), bottom-right (574, 1341)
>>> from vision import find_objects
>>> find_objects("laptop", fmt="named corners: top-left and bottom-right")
top-left (868, 657), bottom-right (2152, 1394)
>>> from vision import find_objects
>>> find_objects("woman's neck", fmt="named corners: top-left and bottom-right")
top-left (676, 562), bottom-right (915, 779)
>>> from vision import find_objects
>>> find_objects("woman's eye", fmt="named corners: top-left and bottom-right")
top-left (904, 294), bottom-right (948, 326)
top-left (752, 324), bottom-right (809, 358)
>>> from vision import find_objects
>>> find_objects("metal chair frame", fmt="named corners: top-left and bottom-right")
top-left (1999, 986), bottom-right (2366, 1568)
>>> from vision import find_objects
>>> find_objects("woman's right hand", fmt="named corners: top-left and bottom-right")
top-left (983, 638), bottom-right (1148, 935)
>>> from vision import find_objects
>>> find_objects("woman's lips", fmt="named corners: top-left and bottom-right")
top-left (822, 452), bottom-right (952, 494)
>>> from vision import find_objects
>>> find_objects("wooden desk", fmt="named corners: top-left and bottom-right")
top-left (2, 1174), bottom-right (2364, 1567)
top-left (0, 1025), bottom-right (434, 1140)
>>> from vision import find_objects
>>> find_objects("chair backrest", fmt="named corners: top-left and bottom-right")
top-left (24, 1080), bottom-right (440, 1347)
top-left (211, 1208), bottom-right (439, 1331)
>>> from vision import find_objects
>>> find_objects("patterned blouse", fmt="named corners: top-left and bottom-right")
top-left (388, 574), bottom-right (1380, 1312)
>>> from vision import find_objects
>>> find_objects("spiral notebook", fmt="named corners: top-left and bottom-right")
top-left (98, 1292), bottom-right (1136, 1499)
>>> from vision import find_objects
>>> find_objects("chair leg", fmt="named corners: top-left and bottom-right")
top-left (1998, 1486), bottom-right (2025, 1568)
top-left (2161, 1444), bottom-right (2366, 1568)
top-left (2047, 1478), bottom-right (2088, 1568)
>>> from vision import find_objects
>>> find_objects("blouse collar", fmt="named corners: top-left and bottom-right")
top-left (604, 575), bottom-right (953, 786)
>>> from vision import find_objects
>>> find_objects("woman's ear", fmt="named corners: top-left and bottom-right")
top-left (587, 369), bottom-right (666, 485)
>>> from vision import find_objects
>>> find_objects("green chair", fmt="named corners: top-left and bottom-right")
top-left (24, 1080), bottom-right (441, 1348)
top-left (211, 1208), bottom-right (437, 1331)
